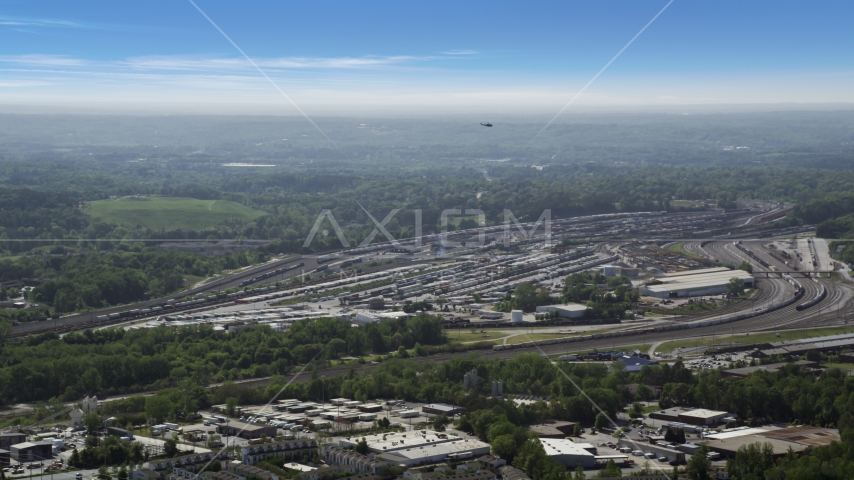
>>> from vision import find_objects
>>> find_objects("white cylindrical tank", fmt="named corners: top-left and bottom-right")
top-left (511, 310), bottom-right (524, 323)
top-left (602, 265), bottom-right (617, 277)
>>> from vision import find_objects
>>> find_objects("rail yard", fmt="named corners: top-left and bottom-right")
top-left (11, 205), bottom-right (853, 388)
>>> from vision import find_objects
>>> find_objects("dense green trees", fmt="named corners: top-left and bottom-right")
top-left (9, 320), bottom-right (854, 480)
top-left (13, 324), bottom-right (852, 436)
top-left (11, 248), bottom-right (268, 314)
top-left (726, 442), bottom-right (775, 480)
top-left (497, 284), bottom-right (556, 313)
top-left (84, 412), bottom-right (101, 434)
top-left (560, 272), bottom-right (637, 319)
top-left (686, 444), bottom-right (711, 480)
top-left (726, 278), bottom-right (746, 296)
top-left (763, 438), bottom-right (854, 480)
top-left (512, 439), bottom-right (566, 480)
top-left (68, 435), bottom-right (146, 469)
top-left (0, 314), bottom-right (445, 404)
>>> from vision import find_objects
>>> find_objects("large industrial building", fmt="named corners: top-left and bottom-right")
top-left (702, 426), bottom-right (840, 459)
top-left (750, 333), bottom-right (854, 359)
top-left (339, 430), bottom-right (458, 454)
top-left (338, 430), bottom-right (489, 466)
top-left (10, 441), bottom-right (53, 462)
top-left (355, 311), bottom-right (411, 323)
top-left (640, 267), bottom-right (754, 298)
top-left (380, 439), bottom-right (491, 466)
top-left (422, 404), bottom-right (465, 416)
top-left (722, 360), bottom-right (820, 378)
top-left (535, 304), bottom-right (587, 319)
top-left (649, 407), bottom-right (730, 426)
top-left (538, 439), bottom-right (597, 468)
top-left (215, 420), bottom-right (277, 440)
top-left (0, 433), bottom-right (26, 451)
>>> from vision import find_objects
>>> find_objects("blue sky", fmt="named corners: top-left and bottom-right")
top-left (1, 0), bottom-right (853, 113)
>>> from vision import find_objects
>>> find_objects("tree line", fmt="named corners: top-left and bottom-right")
top-left (0, 315), bottom-right (445, 404)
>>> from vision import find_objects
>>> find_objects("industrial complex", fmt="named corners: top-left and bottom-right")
top-left (4, 204), bottom-right (852, 480)
top-left (640, 267), bottom-right (755, 298)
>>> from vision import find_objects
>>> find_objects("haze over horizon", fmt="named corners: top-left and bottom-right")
top-left (2, 0), bottom-right (853, 115)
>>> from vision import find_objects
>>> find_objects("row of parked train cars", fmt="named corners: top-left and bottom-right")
top-left (239, 262), bottom-right (306, 287)
top-left (734, 242), bottom-right (824, 310)
top-left (92, 263), bottom-right (320, 322)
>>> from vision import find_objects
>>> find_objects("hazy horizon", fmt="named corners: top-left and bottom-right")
top-left (2, 102), bottom-right (854, 118)
top-left (3, 1), bottom-right (854, 118)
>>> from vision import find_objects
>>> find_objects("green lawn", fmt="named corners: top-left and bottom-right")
top-left (446, 330), bottom-right (503, 345)
top-left (447, 328), bottom-right (618, 348)
top-left (86, 196), bottom-right (266, 231)
top-left (668, 242), bottom-right (702, 259)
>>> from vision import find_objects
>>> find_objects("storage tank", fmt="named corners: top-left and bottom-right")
top-left (602, 265), bottom-right (617, 277)
top-left (511, 310), bottom-right (524, 323)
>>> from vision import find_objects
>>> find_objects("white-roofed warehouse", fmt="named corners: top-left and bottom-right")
top-left (538, 438), bottom-right (596, 468)
top-left (640, 268), bottom-right (754, 299)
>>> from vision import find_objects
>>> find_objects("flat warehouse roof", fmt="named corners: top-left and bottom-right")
top-left (644, 270), bottom-right (754, 293)
top-left (342, 430), bottom-right (453, 452)
top-left (679, 409), bottom-right (728, 419)
top-left (706, 428), bottom-right (770, 440)
top-left (380, 439), bottom-right (491, 461)
top-left (540, 304), bottom-right (587, 312)
top-left (660, 267), bottom-right (732, 277)
top-left (758, 426), bottom-right (840, 446)
top-left (538, 439), bottom-right (596, 458)
top-left (704, 436), bottom-right (809, 455)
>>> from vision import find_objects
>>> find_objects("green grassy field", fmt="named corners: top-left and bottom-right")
top-left (86, 196), bottom-right (266, 231)
top-left (446, 330), bottom-right (502, 345)
top-left (668, 242), bottom-right (702, 259)
top-left (448, 328), bottom-right (612, 346)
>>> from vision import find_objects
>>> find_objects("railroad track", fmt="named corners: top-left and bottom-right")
top-left (17, 238), bottom-right (852, 391)
top-left (9, 256), bottom-right (448, 339)
top-left (206, 239), bottom-right (854, 387)
top-left (743, 240), bottom-right (853, 331)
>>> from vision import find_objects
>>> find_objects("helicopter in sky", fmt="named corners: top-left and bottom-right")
top-left (480, 122), bottom-right (492, 127)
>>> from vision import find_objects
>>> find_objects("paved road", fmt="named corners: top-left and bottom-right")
top-left (813, 238), bottom-right (835, 271)
top-left (8, 468), bottom-right (97, 480)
